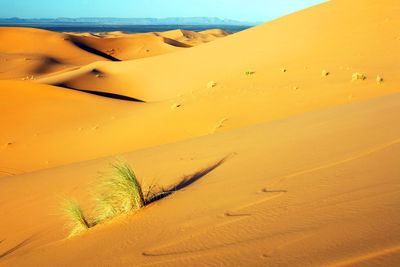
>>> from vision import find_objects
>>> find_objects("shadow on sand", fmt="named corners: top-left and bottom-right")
top-left (145, 156), bottom-right (230, 205)
top-left (0, 234), bottom-right (38, 260)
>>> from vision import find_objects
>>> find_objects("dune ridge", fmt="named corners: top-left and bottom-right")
top-left (0, 27), bottom-right (229, 80)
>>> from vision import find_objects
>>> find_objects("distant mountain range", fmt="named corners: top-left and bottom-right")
top-left (0, 17), bottom-right (258, 26)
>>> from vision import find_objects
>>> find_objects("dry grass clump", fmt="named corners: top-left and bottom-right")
top-left (245, 70), bottom-right (255, 76)
top-left (321, 70), bottom-right (330, 77)
top-left (207, 80), bottom-right (217, 88)
top-left (93, 159), bottom-right (145, 223)
top-left (376, 75), bottom-right (383, 84)
top-left (215, 118), bottom-right (228, 131)
top-left (21, 75), bottom-right (36, 81)
top-left (170, 103), bottom-right (181, 110)
top-left (60, 199), bottom-right (91, 238)
top-left (352, 72), bottom-right (366, 81)
top-left (61, 159), bottom-right (146, 237)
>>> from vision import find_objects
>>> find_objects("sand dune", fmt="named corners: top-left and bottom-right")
top-left (150, 29), bottom-right (231, 46)
top-left (1, 0), bottom-right (397, 176)
top-left (0, 93), bottom-right (399, 266)
top-left (0, 27), bottom-right (228, 80)
top-left (36, 0), bottom-right (400, 103)
top-left (0, 0), bottom-right (399, 265)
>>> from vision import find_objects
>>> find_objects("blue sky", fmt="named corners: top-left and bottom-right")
top-left (0, 0), bottom-right (327, 22)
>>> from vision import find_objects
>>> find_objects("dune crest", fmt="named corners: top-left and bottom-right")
top-left (0, 27), bottom-right (230, 80)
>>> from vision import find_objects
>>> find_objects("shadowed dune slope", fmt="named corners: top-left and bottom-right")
top-left (0, 93), bottom-right (399, 266)
top-left (37, 0), bottom-right (400, 102)
top-left (0, 27), bottom-right (228, 80)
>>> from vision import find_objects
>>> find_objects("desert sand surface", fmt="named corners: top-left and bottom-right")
top-left (0, 27), bottom-right (227, 80)
top-left (0, 0), bottom-right (399, 266)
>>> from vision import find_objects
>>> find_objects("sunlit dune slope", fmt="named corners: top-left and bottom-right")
top-left (37, 0), bottom-right (400, 102)
top-left (0, 93), bottom-right (399, 266)
top-left (0, 80), bottom-right (141, 176)
top-left (1, 0), bottom-right (399, 177)
top-left (149, 29), bottom-right (231, 46)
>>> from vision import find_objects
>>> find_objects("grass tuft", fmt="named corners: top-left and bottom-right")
top-left (60, 198), bottom-right (91, 238)
top-left (206, 80), bottom-right (217, 88)
top-left (321, 70), bottom-right (330, 77)
top-left (94, 159), bottom-right (145, 223)
top-left (352, 72), bottom-right (366, 81)
top-left (245, 70), bottom-right (255, 75)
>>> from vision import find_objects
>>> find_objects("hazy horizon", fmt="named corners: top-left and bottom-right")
top-left (0, 0), bottom-right (327, 23)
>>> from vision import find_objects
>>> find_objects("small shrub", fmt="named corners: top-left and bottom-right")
top-left (60, 199), bottom-right (91, 238)
top-left (170, 103), bottom-right (181, 110)
top-left (207, 81), bottom-right (217, 88)
top-left (245, 70), bottom-right (255, 76)
top-left (376, 75), bottom-right (383, 84)
top-left (94, 159), bottom-right (145, 223)
top-left (352, 72), bottom-right (366, 81)
top-left (321, 70), bottom-right (329, 77)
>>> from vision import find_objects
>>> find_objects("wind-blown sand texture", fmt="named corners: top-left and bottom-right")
top-left (0, 0), bottom-right (399, 266)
